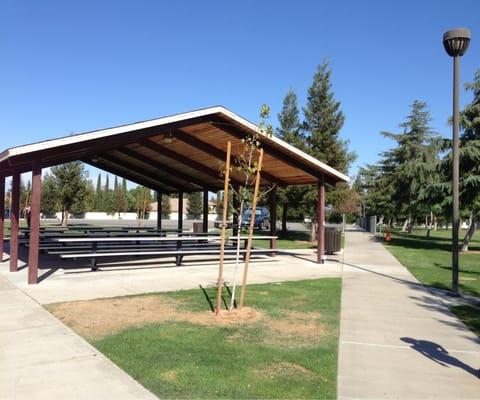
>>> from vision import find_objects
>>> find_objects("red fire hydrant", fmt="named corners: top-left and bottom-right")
top-left (385, 227), bottom-right (392, 242)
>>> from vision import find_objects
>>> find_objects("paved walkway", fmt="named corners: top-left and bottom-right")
top-left (338, 228), bottom-right (480, 399)
top-left (0, 249), bottom-right (341, 304)
top-left (0, 272), bottom-right (157, 400)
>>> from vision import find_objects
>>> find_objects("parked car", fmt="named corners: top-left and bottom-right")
top-left (241, 207), bottom-right (270, 230)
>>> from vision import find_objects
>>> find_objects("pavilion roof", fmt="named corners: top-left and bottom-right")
top-left (0, 106), bottom-right (349, 192)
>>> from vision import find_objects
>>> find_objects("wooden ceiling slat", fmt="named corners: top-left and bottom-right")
top-left (117, 147), bottom-right (207, 191)
top-left (172, 129), bottom-right (288, 187)
top-left (139, 139), bottom-right (245, 188)
top-left (207, 117), bottom-right (335, 186)
top-left (97, 153), bottom-right (188, 192)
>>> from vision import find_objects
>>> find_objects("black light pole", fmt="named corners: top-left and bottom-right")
top-left (443, 28), bottom-right (471, 295)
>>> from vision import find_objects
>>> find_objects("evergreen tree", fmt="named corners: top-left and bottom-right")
top-left (161, 194), bottom-right (171, 218)
top-left (380, 100), bottom-right (440, 231)
top-left (303, 60), bottom-right (356, 173)
top-left (457, 69), bottom-right (480, 249)
top-left (276, 89), bottom-right (307, 234)
top-left (49, 161), bottom-right (91, 225)
top-left (112, 176), bottom-right (128, 216)
top-left (40, 173), bottom-right (60, 216)
top-left (216, 190), bottom-right (232, 219)
top-left (103, 174), bottom-right (113, 214)
top-left (300, 61), bottom-right (356, 232)
top-left (94, 174), bottom-right (103, 211)
top-left (187, 192), bottom-right (203, 219)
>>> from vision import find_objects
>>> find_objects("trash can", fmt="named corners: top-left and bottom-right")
top-left (193, 222), bottom-right (204, 233)
top-left (325, 227), bottom-right (341, 254)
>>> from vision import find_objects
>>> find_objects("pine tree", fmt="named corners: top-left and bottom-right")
top-left (457, 70), bottom-right (480, 249)
top-left (187, 192), bottom-right (203, 219)
top-left (161, 194), bottom-right (171, 218)
top-left (94, 174), bottom-right (103, 211)
top-left (276, 90), bottom-right (307, 234)
top-left (49, 161), bottom-right (91, 225)
top-left (40, 173), bottom-right (60, 216)
top-left (301, 61), bottom-right (356, 231)
top-left (303, 61), bottom-right (356, 173)
top-left (103, 174), bottom-right (113, 214)
top-left (377, 101), bottom-right (440, 231)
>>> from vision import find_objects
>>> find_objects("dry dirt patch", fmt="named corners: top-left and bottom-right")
top-left (47, 295), bottom-right (325, 347)
top-left (47, 295), bottom-right (262, 339)
top-left (263, 311), bottom-right (326, 347)
top-left (254, 361), bottom-right (315, 380)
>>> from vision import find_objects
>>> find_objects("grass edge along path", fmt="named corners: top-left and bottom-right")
top-left (47, 278), bottom-right (341, 399)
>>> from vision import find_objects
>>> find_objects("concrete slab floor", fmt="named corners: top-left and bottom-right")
top-left (338, 228), bottom-right (480, 399)
top-left (0, 249), bottom-right (341, 304)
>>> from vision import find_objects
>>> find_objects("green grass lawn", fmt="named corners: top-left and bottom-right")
top-left (380, 227), bottom-right (480, 338)
top-left (48, 279), bottom-right (341, 399)
top-left (382, 227), bottom-right (480, 297)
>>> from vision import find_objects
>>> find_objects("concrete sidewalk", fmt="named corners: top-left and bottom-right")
top-left (0, 272), bottom-right (157, 400)
top-left (338, 228), bottom-right (480, 399)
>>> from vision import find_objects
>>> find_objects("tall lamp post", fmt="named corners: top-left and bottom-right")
top-left (443, 28), bottom-right (471, 295)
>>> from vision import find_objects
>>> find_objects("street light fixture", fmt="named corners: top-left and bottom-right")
top-left (443, 28), bottom-right (471, 295)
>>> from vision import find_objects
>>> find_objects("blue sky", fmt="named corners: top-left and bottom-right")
top-left (1, 0), bottom-right (479, 186)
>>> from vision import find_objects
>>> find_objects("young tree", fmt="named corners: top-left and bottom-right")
top-left (187, 192), bottom-right (202, 219)
top-left (49, 161), bottom-right (91, 226)
top-left (131, 186), bottom-right (152, 220)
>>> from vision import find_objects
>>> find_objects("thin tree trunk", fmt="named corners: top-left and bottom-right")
top-left (309, 221), bottom-right (316, 242)
top-left (407, 213), bottom-right (413, 233)
top-left (461, 213), bottom-right (476, 252)
top-left (281, 202), bottom-right (288, 235)
top-left (401, 218), bottom-right (410, 232)
top-left (62, 207), bottom-right (69, 227)
top-left (426, 212), bottom-right (432, 238)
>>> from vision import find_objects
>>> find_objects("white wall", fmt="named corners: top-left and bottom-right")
top-left (53, 212), bottom-right (219, 221)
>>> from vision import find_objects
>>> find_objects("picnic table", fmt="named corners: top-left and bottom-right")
top-left (51, 234), bottom-right (278, 270)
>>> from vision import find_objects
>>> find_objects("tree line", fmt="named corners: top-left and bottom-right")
top-left (355, 70), bottom-right (480, 250)
top-left (8, 60), bottom-right (359, 231)
top-left (214, 60), bottom-right (359, 238)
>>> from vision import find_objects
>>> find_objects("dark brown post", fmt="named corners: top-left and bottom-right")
top-left (202, 190), bottom-right (209, 233)
top-left (0, 175), bottom-right (5, 262)
top-left (10, 171), bottom-right (20, 272)
top-left (157, 191), bottom-right (162, 230)
top-left (28, 162), bottom-right (42, 284)
top-left (317, 178), bottom-right (325, 264)
top-left (232, 186), bottom-right (239, 236)
top-left (178, 192), bottom-right (183, 231)
top-left (269, 185), bottom-right (277, 255)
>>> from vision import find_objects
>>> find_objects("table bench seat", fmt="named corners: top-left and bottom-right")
top-left (60, 247), bottom-right (277, 270)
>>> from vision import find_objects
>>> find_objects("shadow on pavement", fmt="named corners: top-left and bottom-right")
top-left (401, 337), bottom-right (479, 379)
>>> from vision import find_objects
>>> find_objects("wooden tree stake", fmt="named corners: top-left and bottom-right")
top-left (215, 141), bottom-right (232, 315)
top-left (239, 148), bottom-right (264, 309)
